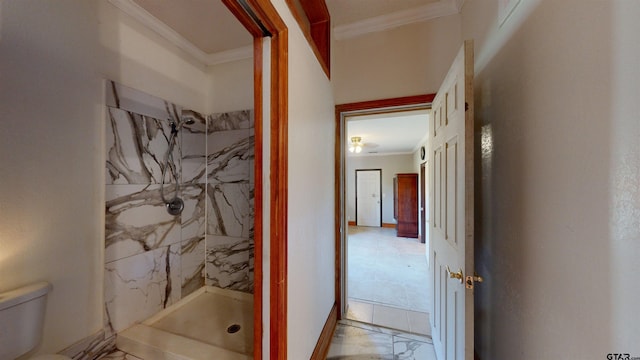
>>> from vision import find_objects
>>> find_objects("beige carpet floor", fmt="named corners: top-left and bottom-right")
top-left (346, 226), bottom-right (432, 335)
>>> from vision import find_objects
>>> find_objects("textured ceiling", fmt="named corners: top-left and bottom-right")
top-left (347, 110), bottom-right (429, 156)
top-left (326, 0), bottom-right (441, 26)
top-left (132, 0), bottom-right (253, 54)
top-left (130, 0), bottom-right (443, 55)
top-left (127, 1), bottom-right (435, 156)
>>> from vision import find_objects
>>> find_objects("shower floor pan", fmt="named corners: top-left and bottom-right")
top-left (117, 286), bottom-right (253, 360)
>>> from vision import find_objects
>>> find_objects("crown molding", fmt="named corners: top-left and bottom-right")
top-left (334, 0), bottom-right (461, 40)
top-left (206, 46), bottom-right (253, 65)
top-left (108, 0), bottom-right (252, 66)
top-left (349, 151), bottom-right (415, 158)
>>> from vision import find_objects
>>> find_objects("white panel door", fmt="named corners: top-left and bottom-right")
top-left (356, 170), bottom-right (381, 227)
top-left (430, 40), bottom-right (475, 360)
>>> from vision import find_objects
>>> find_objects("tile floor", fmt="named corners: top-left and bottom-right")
top-left (347, 299), bottom-right (431, 336)
top-left (106, 320), bottom-right (437, 360)
top-left (102, 350), bottom-right (142, 360)
top-left (104, 226), bottom-right (434, 359)
top-left (326, 320), bottom-right (436, 360)
top-left (347, 226), bottom-right (431, 334)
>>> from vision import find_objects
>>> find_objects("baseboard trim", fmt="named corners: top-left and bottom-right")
top-left (310, 303), bottom-right (338, 360)
top-left (347, 221), bottom-right (396, 228)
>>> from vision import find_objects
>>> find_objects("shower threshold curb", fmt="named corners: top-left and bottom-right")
top-left (116, 286), bottom-right (253, 360)
top-left (117, 324), bottom-right (251, 360)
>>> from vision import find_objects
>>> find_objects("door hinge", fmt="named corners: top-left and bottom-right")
top-left (465, 102), bottom-right (469, 111)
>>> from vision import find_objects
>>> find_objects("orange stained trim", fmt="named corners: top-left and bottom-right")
top-left (335, 94), bottom-right (436, 114)
top-left (310, 303), bottom-right (338, 359)
top-left (243, 0), bottom-right (289, 358)
top-left (222, 0), bottom-right (289, 358)
top-left (335, 94), bottom-right (435, 321)
top-left (285, 0), bottom-right (330, 78)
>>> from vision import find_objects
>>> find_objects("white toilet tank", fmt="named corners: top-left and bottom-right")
top-left (0, 282), bottom-right (53, 360)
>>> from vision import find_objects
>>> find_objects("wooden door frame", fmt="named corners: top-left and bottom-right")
top-left (355, 169), bottom-right (383, 227)
top-left (420, 162), bottom-right (426, 244)
top-left (334, 94), bottom-right (435, 318)
top-left (223, 1), bottom-right (288, 359)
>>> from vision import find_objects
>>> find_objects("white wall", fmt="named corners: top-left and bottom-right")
top-left (462, 0), bottom-right (640, 357)
top-left (0, 0), bottom-right (208, 354)
top-left (98, 2), bottom-right (208, 112)
top-left (333, 16), bottom-right (462, 104)
top-left (207, 57), bottom-right (254, 113)
top-left (259, 36), bottom-right (272, 359)
top-left (269, 1), bottom-right (336, 358)
top-left (347, 154), bottom-right (415, 224)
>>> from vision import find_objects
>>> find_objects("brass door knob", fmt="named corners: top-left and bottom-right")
top-left (446, 266), bottom-right (464, 283)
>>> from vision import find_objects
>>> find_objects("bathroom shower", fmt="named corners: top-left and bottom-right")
top-left (105, 80), bottom-right (257, 359)
top-left (160, 116), bottom-right (195, 215)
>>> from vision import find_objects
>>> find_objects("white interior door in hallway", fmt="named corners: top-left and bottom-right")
top-left (356, 169), bottom-right (382, 227)
top-left (430, 40), bottom-right (476, 360)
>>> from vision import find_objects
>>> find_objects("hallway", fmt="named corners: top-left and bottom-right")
top-left (346, 226), bottom-right (431, 335)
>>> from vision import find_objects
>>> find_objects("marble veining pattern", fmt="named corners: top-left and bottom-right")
top-left (180, 236), bottom-right (205, 298)
top-left (393, 335), bottom-right (436, 360)
top-left (106, 108), bottom-right (180, 185)
top-left (206, 235), bottom-right (254, 292)
top-left (207, 129), bottom-right (254, 184)
top-left (327, 322), bottom-right (394, 360)
top-left (105, 245), bottom-right (181, 333)
top-left (205, 119), bottom-right (255, 295)
top-left (180, 184), bottom-right (206, 242)
top-left (207, 110), bottom-right (253, 131)
top-left (206, 183), bottom-right (254, 238)
top-left (181, 114), bottom-right (207, 184)
top-left (102, 350), bottom-right (143, 360)
top-left (327, 320), bottom-right (436, 360)
top-left (105, 185), bottom-right (181, 263)
top-left (103, 81), bottom-right (256, 353)
top-left (58, 329), bottom-right (116, 360)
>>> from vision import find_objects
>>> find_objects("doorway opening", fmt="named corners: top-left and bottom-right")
top-left (335, 95), bottom-right (434, 335)
top-left (208, 1), bottom-right (289, 358)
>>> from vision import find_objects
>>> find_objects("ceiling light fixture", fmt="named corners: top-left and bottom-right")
top-left (349, 136), bottom-right (363, 153)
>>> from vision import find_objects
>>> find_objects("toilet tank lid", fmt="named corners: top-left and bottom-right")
top-left (0, 282), bottom-right (52, 311)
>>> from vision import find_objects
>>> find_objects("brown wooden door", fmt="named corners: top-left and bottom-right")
top-left (395, 173), bottom-right (418, 238)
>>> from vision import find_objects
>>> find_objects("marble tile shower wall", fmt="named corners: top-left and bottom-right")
top-left (205, 111), bottom-right (255, 293)
top-left (103, 81), bottom-right (254, 335)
